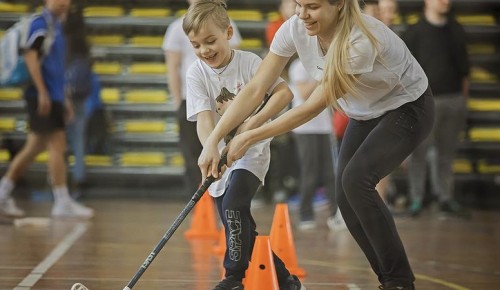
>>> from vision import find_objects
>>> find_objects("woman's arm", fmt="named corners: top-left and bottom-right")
top-left (239, 82), bottom-right (293, 133)
top-left (199, 52), bottom-right (290, 180)
top-left (165, 51), bottom-right (183, 109)
top-left (225, 84), bottom-right (328, 166)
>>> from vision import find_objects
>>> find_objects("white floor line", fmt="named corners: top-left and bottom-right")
top-left (13, 223), bottom-right (88, 290)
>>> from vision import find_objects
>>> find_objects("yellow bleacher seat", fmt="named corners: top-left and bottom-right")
top-left (94, 62), bottom-right (122, 75)
top-left (129, 63), bottom-right (166, 75)
top-left (35, 151), bottom-right (49, 163)
top-left (0, 118), bottom-right (16, 132)
top-left (267, 11), bottom-right (281, 22)
top-left (0, 149), bottom-right (9, 163)
top-left (129, 36), bottom-right (164, 48)
top-left (88, 35), bottom-right (125, 46)
top-left (68, 155), bottom-right (112, 166)
top-left (240, 38), bottom-right (263, 50)
top-left (470, 68), bottom-right (498, 83)
top-left (124, 120), bottom-right (166, 133)
top-left (468, 99), bottom-right (500, 111)
top-left (0, 30), bottom-right (4, 38)
top-left (168, 122), bottom-right (179, 134)
top-left (406, 13), bottom-right (420, 25)
top-left (392, 14), bottom-right (402, 26)
top-left (175, 9), bottom-right (187, 17)
top-left (469, 128), bottom-right (500, 141)
top-left (478, 160), bottom-right (500, 174)
top-left (227, 10), bottom-right (263, 21)
top-left (169, 153), bottom-right (184, 167)
top-left (125, 90), bottom-right (168, 103)
top-left (452, 159), bottom-right (472, 174)
top-left (0, 88), bottom-right (23, 101)
top-left (84, 6), bottom-right (125, 17)
top-left (101, 88), bottom-right (120, 104)
top-left (0, 3), bottom-right (29, 13)
top-left (467, 44), bottom-right (495, 55)
top-left (121, 152), bottom-right (166, 167)
top-left (130, 8), bottom-right (171, 17)
top-left (457, 14), bottom-right (495, 26)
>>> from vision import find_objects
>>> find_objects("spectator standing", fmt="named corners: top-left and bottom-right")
top-left (404, 0), bottom-right (470, 218)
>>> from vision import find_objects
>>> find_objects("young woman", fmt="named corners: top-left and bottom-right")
top-left (198, 0), bottom-right (434, 289)
top-left (182, 1), bottom-right (304, 289)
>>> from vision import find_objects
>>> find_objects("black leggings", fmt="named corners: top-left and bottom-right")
top-left (215, 169), bottom-right (290, 284)
top-left (336, 88), bottom-right (434, 287)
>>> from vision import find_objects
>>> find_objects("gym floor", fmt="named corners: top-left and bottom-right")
top-left (1, 196), bottom-right (499, 290)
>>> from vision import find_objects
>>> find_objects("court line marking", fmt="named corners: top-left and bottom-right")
top-left (302, 259), bottom-right (471, 290)
top-left (13, 222), bottom-right (88, 290)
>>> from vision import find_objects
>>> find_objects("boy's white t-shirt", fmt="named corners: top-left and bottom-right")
top-left (289, 59), bottom-right (332, 134)
top-left (186, 50), bottom-right (283, 197)
top-left (162, 17), bottom-right (242, 100)
top-left (271, 14), bottom-right (428, 121)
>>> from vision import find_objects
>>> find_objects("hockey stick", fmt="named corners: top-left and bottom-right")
top-left (71, 92), bottom-right (273, 290)
top-left (71, 155), bottom-right (227, 290)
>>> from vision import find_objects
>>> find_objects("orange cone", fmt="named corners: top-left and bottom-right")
top-left (245, 236), bottom-right (280, 290)
top-left (212, 228), bottom-right (226, 255)
top-left (270, 203), bottom-right (307, 278)
top-left (184, 192), bottom-right (219, 239)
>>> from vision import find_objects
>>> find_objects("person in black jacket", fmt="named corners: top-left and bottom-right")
top-left (403, 0), bottom-right (470, 218)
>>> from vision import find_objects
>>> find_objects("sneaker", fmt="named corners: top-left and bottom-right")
top-left (327, 210), bottom-right (347, 231)
top-left (51, 199), bottom-right (94, 219)
top-left (409, 201), bottom-right (422, 217)
top-left (0, 197), bottom-right (25, 217)
top-left (212, 276), bottom-right (243, 290)
top-left (280, 275), bottom-right (306, 290)
top-left (439, 200), bottom-right (470, 219)
top-left (298, 220), bottom-right (316, 231)
top-left (378, 283), bottom-right (415, 290)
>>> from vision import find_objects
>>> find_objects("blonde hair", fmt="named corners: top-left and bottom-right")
top-left (322, 0), bottom-right (379, 110)
top-left (182, 0), bottom-right (230, 35)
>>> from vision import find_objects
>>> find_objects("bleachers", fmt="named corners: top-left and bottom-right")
top-left (0, 0), bottom-right (499, 196)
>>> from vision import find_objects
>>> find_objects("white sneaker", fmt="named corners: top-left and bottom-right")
top-left (0, 197), bottom-right (26, 217)
top-left (327, 210), bottom-right (347, 231)
top-left (51, 199), bottom-right (94, 219)
top-left (298, 220), bottom-right (316, 231)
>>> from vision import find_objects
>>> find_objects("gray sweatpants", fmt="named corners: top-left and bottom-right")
top-left (408, 93), bottom-right (467, 203)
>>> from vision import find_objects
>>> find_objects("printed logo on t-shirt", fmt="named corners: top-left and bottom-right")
top-left (216, 87), bottom-right (236, 116)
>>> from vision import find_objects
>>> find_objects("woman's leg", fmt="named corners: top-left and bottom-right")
top-left (338, 91), bottom-right (434, 286)
top-left (294, 134), bottom-right (319, 224)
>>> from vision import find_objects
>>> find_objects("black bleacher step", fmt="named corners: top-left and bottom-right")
top-left (470, 83), bottom-right (500, 97)
top-left (457, 141), bottom-right (500, 158)
top-left (111, 133), bottom-right (178, 148)
top-left (99, 75), bottom-right (165, 86)
top-left (107, 103), bottom-right (173, 118)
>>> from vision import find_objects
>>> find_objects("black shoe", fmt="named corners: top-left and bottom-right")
top-left (212, 276), bottom-right (244, 290)
top-left (280, 275), bottom-right (305, 290)
top-left (439, 200), bottom-right (470, 219)
top-left (378, 283), bottom-right (415, 290)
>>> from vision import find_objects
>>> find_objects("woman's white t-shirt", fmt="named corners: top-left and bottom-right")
top-left (162, 17), bottom-right (242, 100)
top-left (271, 14), bottom-right (428, 120)
top-left (289, 59), bottom-right (332, 134)
top-left (186, 50), bottom-right (283, 197)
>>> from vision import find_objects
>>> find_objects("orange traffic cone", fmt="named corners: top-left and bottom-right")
top-left (245, 236), bottom-right (280, 290)
top-left (270, 203), bottom-right (307, 278)
top-left (212, 228), bottom-right (226, 255)
top-left (184, 192), bottom-right (219, 239)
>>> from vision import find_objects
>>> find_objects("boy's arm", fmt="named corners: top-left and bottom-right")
top-left (239, 82), bottom-right (293, 133)
top-left (196, 110), bottom-right (216, 146)
top-left (24, 49), bottom-right (50, 116)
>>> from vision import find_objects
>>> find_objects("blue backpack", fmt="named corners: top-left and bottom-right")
top-left (0, 13), bottom-right (55, 87)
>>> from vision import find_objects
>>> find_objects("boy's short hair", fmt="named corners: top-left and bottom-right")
top-left (183, 0), bottom-right (230, 35)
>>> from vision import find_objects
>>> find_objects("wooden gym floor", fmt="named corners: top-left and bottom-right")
top-left (1, 196), bottom-right (499, 290)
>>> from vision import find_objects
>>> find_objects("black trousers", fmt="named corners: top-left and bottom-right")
top-left (336, 88), bottom-right (434, 287)
top-left (177, 100), bottom-right (203, 196)
top-left (215, 169), bottom-right (290, 284)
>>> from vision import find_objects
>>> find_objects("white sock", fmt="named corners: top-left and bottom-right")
top-left (0, 177), bottom-right (14, 200)
top-left (53, 185), bottom-right (71, 203)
